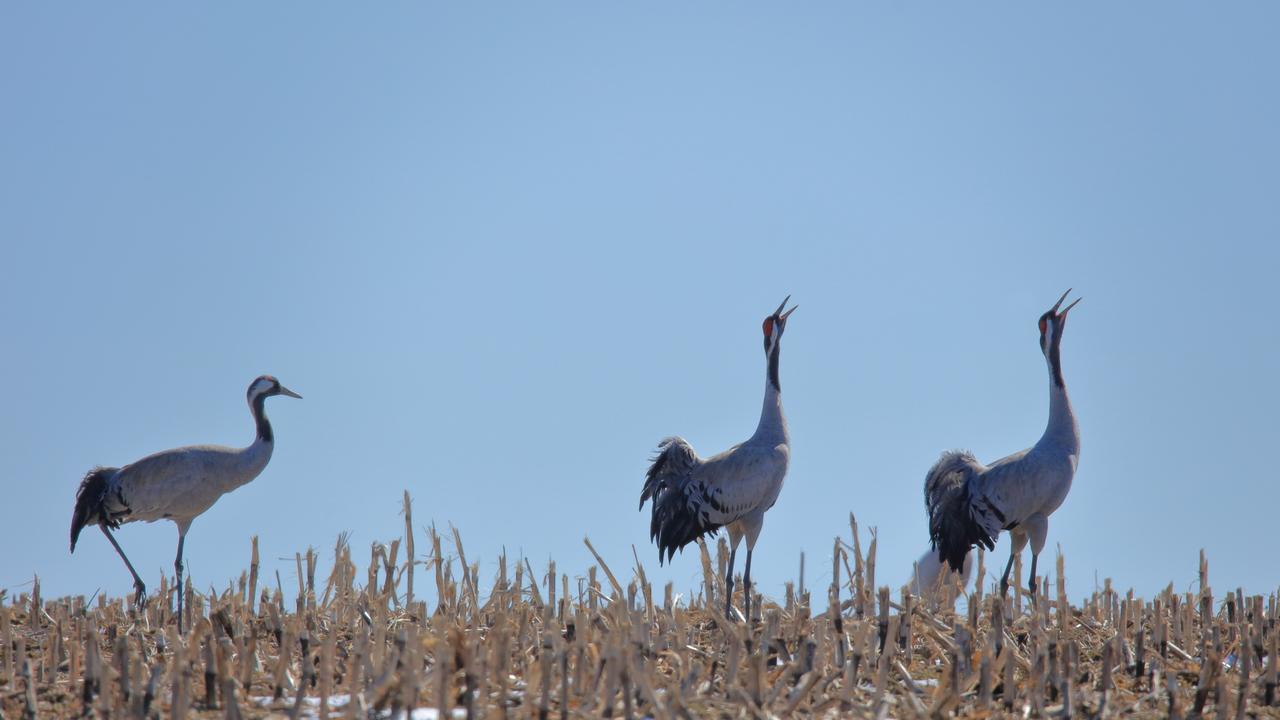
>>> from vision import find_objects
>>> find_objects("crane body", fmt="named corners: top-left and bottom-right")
top-left (926, 290), bottom-right (1082, 598)
top-left (640, 297), bottom-right (796, 622)
top-left (71, 375), bottom-right (300, 631)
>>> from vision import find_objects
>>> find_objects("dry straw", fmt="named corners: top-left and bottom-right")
top-left (2, 499), bottom-right (1278, 718)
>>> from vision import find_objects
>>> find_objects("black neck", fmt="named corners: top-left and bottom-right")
top-left (768, 344), bottom-right (781, 392)
top-left (1048, 336), bottom-right (1065, 388)
top-left (252, 394), bottom-right (274, 443)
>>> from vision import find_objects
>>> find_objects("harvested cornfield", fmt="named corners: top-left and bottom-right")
top-left (2, 496), bottom-right (1277, 719)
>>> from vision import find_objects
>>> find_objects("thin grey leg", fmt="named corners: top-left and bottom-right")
top-left (743, 549), bottom-right (754, 624)
top-left (999, 552), bottom-right (1016, 597)
top-left (174, 533), bottom-right (186, 634)
top-left (724, 545), bottom-right (738, 620)
top-left (1027, 553), bottom-right (1039, 601)
top-left (100, 525), bottom-right (146, 604)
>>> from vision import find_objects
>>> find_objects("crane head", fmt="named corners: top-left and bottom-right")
top-left (248, 375), bottom-right (303, 403)
top-left (1038, 289), bottom-right (1080, 369)
top-left (762, 295), bottom-right (798, 353)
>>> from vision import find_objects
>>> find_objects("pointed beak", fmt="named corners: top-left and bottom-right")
top-left (772, 295), bottom-right (797, 321)
top-left (1060, 296), bottom-right (1082, 316)
top-left (1049, 288), bottom-right (1073, 314)
top-left (279, 386), bottom-right (303, 399)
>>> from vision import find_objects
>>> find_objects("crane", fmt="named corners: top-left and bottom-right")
top-left (910, 548), bottom-right (972, 601)
top-left (925, 289), bottom-right (1081, 599)
top-left (70, 375), bottom-right (301, 631)
top-left (639, 296), bottom-right (796, 622)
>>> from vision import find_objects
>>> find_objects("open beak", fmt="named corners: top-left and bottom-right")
top-left (279, 386), bottom-right (303, 399)
top-left (1050, 288), bottom-right (1080, 317)
top-left (774, 295), bottom-right (798, 320)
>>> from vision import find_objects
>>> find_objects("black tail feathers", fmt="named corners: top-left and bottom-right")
top-left (649, 483), bottom-right (721, 565)
top-left (924, 450), bottom-right (997, 573)
top-left (639, 437), bottom-right (695, 509)
top-left (638, 438), bottom-right (717, 565)
top-left (70, 467), bottom-right (116, 552)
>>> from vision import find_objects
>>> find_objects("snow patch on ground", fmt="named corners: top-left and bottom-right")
top-left (250, 694), bottom-right (469, 720)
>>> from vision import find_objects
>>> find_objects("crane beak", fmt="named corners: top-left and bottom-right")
top-left (773, 295), bottom-right (798, 320)
top-left (278, 386), bottom-right (303, 399)
top-left (1060, 296), bottom-right (1081, 316)
top-left (1049, 288), bottom-right (1072, 314)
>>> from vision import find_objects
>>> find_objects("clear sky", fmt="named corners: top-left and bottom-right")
top-left (2, 3), bottom-right (1277, 605)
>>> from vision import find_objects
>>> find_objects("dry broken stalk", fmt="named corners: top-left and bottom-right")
top-left (1, 496), bottom-right (1277, 719)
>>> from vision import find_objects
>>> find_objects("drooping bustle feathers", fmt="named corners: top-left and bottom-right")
top-left (924, 450), bottom-right (998, 572)
top-left (70, 467), bottom-right (117, 552)
top-left (638, 437), bottom-right (721, 564)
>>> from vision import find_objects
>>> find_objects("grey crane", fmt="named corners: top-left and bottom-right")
top-left (910, 548), bottom-right (972, 601)
top-left (70, 375), bottom-right (301, 631)
top-left (925, 289), bottom-right (1082, 599)
top-left (639, 296), bottom-right (796, 622)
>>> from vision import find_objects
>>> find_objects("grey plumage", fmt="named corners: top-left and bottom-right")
top-left (640, 297), bottom-right (796, 622)
top-left (910, 547), bottom-right (973, 601)
top-left (924, 289), bottom-right (1082, 598)
top-left (70, 374), bottom-right (301, 631)
top-left (640, 436), bottom-right (790, 565)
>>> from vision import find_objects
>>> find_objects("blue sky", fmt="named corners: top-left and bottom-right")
top-left (2, 3), bottom-right (1277, 604)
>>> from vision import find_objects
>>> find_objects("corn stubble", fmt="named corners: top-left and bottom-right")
top-left (3, 498), bottom-right (1278, 718)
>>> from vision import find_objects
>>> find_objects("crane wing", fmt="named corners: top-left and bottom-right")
top-left (925, 449), bottom-right (1005, 572)
top-left (638, 436), bottom-right (700, 509)
top-left (112, 445), bottom-right (242, 523)
top-left (695, 443), bottom-right (788, 521)
top-left (639, 436), bottom-right (716, 564)
top-left (640, 437), bottom-right (787, 564)
top-left (969, 448), bottom-right (1044, 529)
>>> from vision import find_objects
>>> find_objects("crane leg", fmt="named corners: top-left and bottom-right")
top-left (742, 549), bottom-right (754, 624)
top-left (1000, 528), bottom-right (1030, 597)
top-left (1023, 513), bottom-right (1048, 604)
top-left (1027, 553), bottom-right (1039, 601)
top-left (999, 552), bottom-right (1015, 597)
top-left (99, 525), bottom-right (146, 606)
top-left (724, 545), bottom-right (737, 620)
top-left (174, 534), bottom-right (186, 634)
